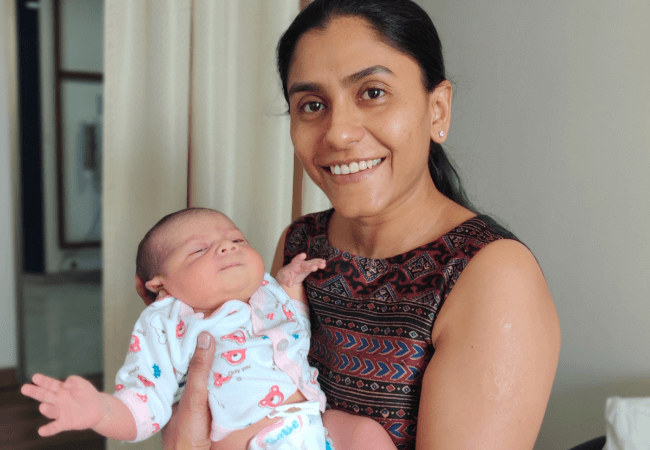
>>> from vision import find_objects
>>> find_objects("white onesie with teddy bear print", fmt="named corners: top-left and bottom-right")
top-left (113, 273), bottom-right (326, 443)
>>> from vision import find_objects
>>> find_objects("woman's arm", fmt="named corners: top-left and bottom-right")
top-left (416, 239), bottom-right (561, 450)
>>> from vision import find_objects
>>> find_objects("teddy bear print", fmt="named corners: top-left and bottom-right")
top-left (213, 372), bottom-right (232, 387)
top-left (176, 320), bottom-right (187, 338)
top-left (221, 349), bottom-right (246, 365)
top-left (149, 312), bottom-right (168, 344)
top-left (282, 304), bottom-right (295, 322)
top-left (259, 385), bottom-right (284, 408)
top-left (220, 330), bottom-right (246, 345)
top-left (138, 375), bottom-right (155, 388)
top-left (128, 335), bottom-right (141, 353)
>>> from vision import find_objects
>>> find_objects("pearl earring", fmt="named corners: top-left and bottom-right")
top-left (439, 130), bottom-right (444, 138)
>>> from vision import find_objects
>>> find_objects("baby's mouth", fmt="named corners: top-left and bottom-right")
top-left (328, 158), bottom-right (383, 175)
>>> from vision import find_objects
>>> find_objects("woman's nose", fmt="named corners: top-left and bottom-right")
top-left (324, 103), bottom-right (364, 150)
top-left (216, 240), bottom-right (238, 254)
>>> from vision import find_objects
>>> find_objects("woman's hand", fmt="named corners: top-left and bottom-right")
top-left (161, 332), bottom-right (216, 450)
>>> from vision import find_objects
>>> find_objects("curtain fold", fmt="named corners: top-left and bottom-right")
top-left (103, 2), bottom-right (190, 448)
top-left (190, 0), bottom-right (299, 266)
top-left (103, 3), bottom-right (307, 447)
top-left (302, 173), bottom-right (331, 216)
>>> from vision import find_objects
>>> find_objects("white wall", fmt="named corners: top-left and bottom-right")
top-left (417, 0), bottom-right (650, 448)
top-left (0, 0), bottom-right (19, 370)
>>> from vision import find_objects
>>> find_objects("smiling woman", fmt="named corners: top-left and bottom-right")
top-left (285, 17), bottom-right (451, 238)
top-left (160, 1), bottom-right (560, 449)
top-left (271, 1), bottom-right (560, 449)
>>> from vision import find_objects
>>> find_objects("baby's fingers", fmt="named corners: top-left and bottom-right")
top-left (38, 418), bottom-right (65, 437)
top-left (32, 373), bottom-right (63, 391)
top-left (21, 382), bottom-right (57, 404)
top-left (39, 402), bottom-right (60, 420)
top-left (302, 258), bottom-right (326, 271)
top-left (290, 253), bottom-right (307, 266)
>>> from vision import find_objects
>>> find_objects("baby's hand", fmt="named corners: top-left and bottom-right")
top-left (276, 253), bottom-right (326, 288)
top-left (21, 374), bottom-right (103, 436)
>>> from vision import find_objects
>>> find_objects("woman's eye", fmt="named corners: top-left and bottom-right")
top-left (362, 88), bottom-right (385, 100)
top-left (301, 101), bottom-right (325, 113)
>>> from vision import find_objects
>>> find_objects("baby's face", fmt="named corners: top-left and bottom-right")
top-left (157, 211), bottom-right (265, 315)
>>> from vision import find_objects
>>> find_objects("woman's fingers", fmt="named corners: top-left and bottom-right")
top-left (162, 332), bottom-right (215, 450)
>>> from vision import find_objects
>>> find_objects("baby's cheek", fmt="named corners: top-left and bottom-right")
top-left (248, 250), bottom-right (266, 280)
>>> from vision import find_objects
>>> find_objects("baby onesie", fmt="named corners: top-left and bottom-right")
top-left (113, 273), bottom-right (326, 442)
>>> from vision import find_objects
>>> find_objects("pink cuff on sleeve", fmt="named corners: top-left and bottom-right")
top-left (113, 388), bottom-right (154, 442)
top-left (292, 300), bottom-right (309, 319)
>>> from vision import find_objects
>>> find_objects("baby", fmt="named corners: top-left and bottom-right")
top-left (22, 207), bottom-right (396, 450)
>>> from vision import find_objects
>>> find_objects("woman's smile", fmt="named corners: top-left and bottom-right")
top-left (327, 158), bottom-right (383, 175)
top-left (288, 16), bottom-right (437, 220)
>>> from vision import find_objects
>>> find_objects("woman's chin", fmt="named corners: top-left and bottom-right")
top-left (330, 198), bottom-right (387, 221)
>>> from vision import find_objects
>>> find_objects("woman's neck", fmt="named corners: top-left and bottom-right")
top-left (328, 182), bottom-right (474, 259)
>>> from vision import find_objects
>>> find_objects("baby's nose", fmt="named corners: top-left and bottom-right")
top-left (217, 240), bottom-right (238, 254)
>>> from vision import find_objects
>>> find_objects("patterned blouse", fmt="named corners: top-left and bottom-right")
top-left (283, 209), bottom-right (516, 450)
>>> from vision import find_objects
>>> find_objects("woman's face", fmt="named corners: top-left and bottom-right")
top-left (287, 16), bottom-right (447, 220)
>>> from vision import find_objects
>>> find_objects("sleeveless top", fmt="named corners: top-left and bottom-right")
top-left (283, 209), bottom-right (517, 450)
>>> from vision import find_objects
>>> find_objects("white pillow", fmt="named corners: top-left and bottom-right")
top-left (603, 397), bottom-right (650, 450)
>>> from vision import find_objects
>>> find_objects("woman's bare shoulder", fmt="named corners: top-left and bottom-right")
top-left (419, 238), bottom-right (561, 449)
top-left (434, 238), bottom-right (558, 343)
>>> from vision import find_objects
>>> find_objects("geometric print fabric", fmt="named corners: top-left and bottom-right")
top-left (284, 210), bottom-right (514, 450)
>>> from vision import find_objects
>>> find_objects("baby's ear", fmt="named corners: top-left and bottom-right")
top-left (145, 275), bottom-right (165, 294)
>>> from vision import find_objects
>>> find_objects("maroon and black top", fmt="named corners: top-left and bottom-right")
top-left (283, 209), bottom-right (517, 450)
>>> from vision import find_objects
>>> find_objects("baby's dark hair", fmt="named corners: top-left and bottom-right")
top-left (136, 207), bottom-right (221, 300)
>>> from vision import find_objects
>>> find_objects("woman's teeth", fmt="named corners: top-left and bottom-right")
top-left (330, 159), bottom-right (381, 175)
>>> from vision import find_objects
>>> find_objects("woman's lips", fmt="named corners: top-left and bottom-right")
top-left (328, 158), bottom-right (383, 175)
top-left (324, 158), bottom-right (383, 184)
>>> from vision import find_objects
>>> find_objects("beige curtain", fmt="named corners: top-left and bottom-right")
top-left (103, 1), bottom-right (303, 448)
top-left (190, 0), bottom-right (299, 265)
top-left (103, 1), bottom-right (191, 448)
top-left (301, 173), bottom-right (331, 216)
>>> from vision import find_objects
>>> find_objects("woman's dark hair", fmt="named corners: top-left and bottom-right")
top-left (277, 0), bottom-right (475, 210)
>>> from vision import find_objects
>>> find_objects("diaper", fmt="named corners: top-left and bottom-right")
top-left (248, 401), bottom-right (335, 450)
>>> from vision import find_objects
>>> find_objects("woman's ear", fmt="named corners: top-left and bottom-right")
top-left (429, 80), bottom-right (453, 143)
top-left (145, 275), bottom-right (165, 294)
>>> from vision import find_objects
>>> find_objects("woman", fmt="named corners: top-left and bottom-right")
top-left (147, 1), bottom-right (560, 449)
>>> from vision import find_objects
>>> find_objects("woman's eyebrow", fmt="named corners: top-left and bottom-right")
top-left (287, 65), bottom-right (394, 98)
top-left (342, 65), bottom-right (393, 87)
top-left (288, 82), bottom-right (321, 98)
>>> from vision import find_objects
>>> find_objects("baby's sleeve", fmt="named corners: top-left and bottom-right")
top-left (112, 303), bottom-right (179, 442)
top-left (291, 298), bottom-right (311, 325)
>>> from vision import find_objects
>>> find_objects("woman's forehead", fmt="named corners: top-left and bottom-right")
top-left (288, 16), bottom-right (405, 83)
